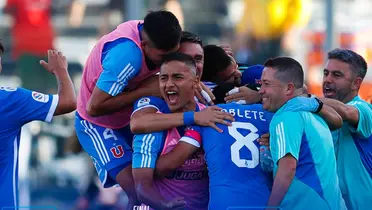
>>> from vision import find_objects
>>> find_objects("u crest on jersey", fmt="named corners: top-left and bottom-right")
top-left (110, 145), bottom-right (124, 158)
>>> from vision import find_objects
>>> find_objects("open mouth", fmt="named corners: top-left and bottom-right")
top-left (166, 91), bottom-right (179, 105)
top-left (323, 86), bottom-right (335, 98)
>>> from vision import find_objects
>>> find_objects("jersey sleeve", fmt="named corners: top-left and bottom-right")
top-left (131, 96), bottom-right (167, 117)
top-left (13, 88), bottom-right (59, 124)
top-left (132, 131), bottom-right (164, 169)
top-left (270, 112), bottom-right (304, 164)
top-left (96, 39), bottom-right (142, 96)
top-left (348, 102), bottom-right (372, 138)
top-left (179, 125), bottom-right (203, 148)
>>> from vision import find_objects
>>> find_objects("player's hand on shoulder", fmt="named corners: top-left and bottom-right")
top-left (163, 197), bottom-right (186, 210)
top-left (194, 82), bottom-right (215, 105)
top-left (137, 75), bottom-right (161, 97)
top-left (258, 133), bottom-right (270, 147)
top-left (40, 50), bottom-right (68, 76)
top-left (194, 106), bottom-right (234, 133)
top-left (224, 86), bottom-right (262, 104)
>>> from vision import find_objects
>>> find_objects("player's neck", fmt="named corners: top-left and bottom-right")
top-left (180, 100), bottom-right (197, 112)
top-left (341, 91), bottom-right (358, 104)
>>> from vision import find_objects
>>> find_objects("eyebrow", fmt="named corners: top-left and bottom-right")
top-left (324, 69), bottom-right (343, 74)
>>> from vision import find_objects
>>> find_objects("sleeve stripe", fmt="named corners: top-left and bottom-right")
top-left (140, 134), bottom-right (155, 168)
top-left (276, 122), bottom-right (286, 159)
top-left (108, 64), bottom-right (136, 96)
top-left (45, 94), bottom-right (59, 122)
top-left (180, 136), bottom-right (201, 148)
top-left (130, 105), bottom-right (160, 119)
top-left (111, 66), bottom-right (135, 96)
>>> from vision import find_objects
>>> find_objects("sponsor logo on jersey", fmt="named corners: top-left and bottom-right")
top-left (137, 97), bottom-right (150, 107)
top-left (32, 91), bottom-right (49, 103)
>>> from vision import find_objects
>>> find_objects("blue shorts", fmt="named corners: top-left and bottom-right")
top-left (75, 112), bottom-right (133, 188)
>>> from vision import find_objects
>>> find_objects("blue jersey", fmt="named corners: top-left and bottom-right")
top-left (269, 97), bottom-right (346, 210)
top-left (332, 96), bottom-right (372, 209)
top-left (132, 96), bottom-right (198, 169)
top-left (0, 87), bottom-right (58, 208)
top-left (96, 31), bottom-right (143, 96)
top-left (181, 103), bottom-right (274, 210)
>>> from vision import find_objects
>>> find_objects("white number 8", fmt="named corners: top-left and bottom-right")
top-left (228, 122), bottom-right (259, 168)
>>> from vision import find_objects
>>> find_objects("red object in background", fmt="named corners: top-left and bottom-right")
top-left (5, 0), bottom-right (55, 58)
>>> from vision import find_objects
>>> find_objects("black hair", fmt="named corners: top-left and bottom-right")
top-left (143, 10), bottom-right (182, 50)
top-left (180, 31), bottom-right (203, 47)
top-left (212, 83), bottom-right (236, 104)
top-left (202, 45), bottom-right (232, 82)
top-left (328, 48), bottom-right (368, 79)
top-left (162, 52), bottom-right (196, 73)
top-left (264, 57), bottom-right (304, 89)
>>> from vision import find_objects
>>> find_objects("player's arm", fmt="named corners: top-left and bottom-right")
top-left (320, 97), bottom-right (372, 137)
top-left (131, 106), bottom-right (234, 134)
top-left (282, 96), bottom-right (342, 130)
top-left (87, 40), bottom-right (154, 117)
top-left (319, 97), bottom-right (359, 125)
top-left (19, 50), bottom-right (76, 124)
top-left (316, 103), bottom-right (343, 131)
top-left (132, 132), bottom-right (185, 210)
top-left (155, 126), bottom-right (201, 177)
top-left (267, 113), bottom-right (302, 208)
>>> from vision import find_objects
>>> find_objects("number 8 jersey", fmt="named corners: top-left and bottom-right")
top-left (181, 103), bottom-right (274, 210)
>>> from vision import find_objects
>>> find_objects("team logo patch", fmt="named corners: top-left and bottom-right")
top-left (32, 91), bottom-right (49, 103)
top-left (137, 97), bottom-right (150, 107)
top-left (0, 86), bottom-right (17, 92)
top-left (110, 145), bottom-right (124, 158)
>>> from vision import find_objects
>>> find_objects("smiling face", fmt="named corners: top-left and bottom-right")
top-left (259, 67), bottom-right (291, 112)
top-left (159, 60), bottom-right (199, 112)
top-left (323, 59), bottom-right (361, 103)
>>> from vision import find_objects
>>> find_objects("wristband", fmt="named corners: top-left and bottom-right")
top-left (183, 112), bottom-right (195, 125)
top-left (314, 97), bottom-right (323, 113)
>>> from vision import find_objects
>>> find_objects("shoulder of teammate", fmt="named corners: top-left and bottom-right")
top-left (132, 96), bottom-right (167, 114)
top-left (180, 125), bottom-right (203, 148)
top-left (2, 87), bottom-right (59, 124)
top-left (347, 99), bottom-right (372, 138)
top-left (270, 111), bottom-right (304, 163)
top-left (132, 131), bottom-right (165, 169)
top-left (97, 39), bottom-right (143, 96)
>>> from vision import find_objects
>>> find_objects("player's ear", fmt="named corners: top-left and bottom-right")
top-left (285, 83), bottom-right (295, 95)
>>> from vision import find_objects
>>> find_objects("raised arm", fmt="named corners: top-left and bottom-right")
top-left (40, 50), bottom-right (76, 115)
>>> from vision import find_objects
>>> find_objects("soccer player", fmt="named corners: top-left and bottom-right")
top-left (259, 57), bottom-right (346, 210)
top-left (132, 53), bottom-right (224, 209)
top-left (319, 49), bottom-right (372, 209)
top-left (202, 45), bottom-right (242, 89)
top-left (74, 10), bottom-right (183, 208)
top-left (0, 44), bottom-right (76, 208)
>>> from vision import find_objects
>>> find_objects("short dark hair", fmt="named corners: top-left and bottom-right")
top-left (264, 57), bottom-right (304, 89)
top-left (202, 45), bottom-right (232, 82)
top-left (162, 52), bottom-right (197, 74)
top-left (143, 10), bottom-right (182, 50)
top-left (327, 48), bottom-right (368, 79)
top-left (180, 31), bottom-right (203, 47)
top-left (212, 83), bottom-right (236, 104)
top-left (0, 40), bottom-right (4, 54)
